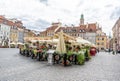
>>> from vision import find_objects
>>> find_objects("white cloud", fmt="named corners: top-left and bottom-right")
top-left (0, 0), bottom-right (120, 35)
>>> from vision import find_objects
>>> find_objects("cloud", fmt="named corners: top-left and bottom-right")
top-left (105, 4), bottom-right (113, 8)
top-left (39, 0), bottom-right (48, 6)
top-left (22, 18), bottom-right (50, 31)
top-left (1, 0), bottom-right (120, 35)
top-left (110, 6), bottom-right (120, 20)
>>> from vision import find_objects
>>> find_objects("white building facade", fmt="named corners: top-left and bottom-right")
top-left (0, 23), bottom-right (11, 46)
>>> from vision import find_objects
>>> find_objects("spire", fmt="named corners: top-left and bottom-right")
top-left (81, 14), bottom-right (84, 19)
top-left (80, 14), bottom-right (84, 25)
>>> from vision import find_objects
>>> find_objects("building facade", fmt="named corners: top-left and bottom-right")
top-left (39, 22), bottom-right (61, 37)
top-left (17, 27), bottom-right (24, 43)
top-left (96, 28), bottom-right (107, 50)
top-left (112, 17), bottom-right (120, 52)
top-left (10, 25), bottom-right (18, 43)
top-left (40, 15), bottom-right (99, 44)
top-left (0, 16), bottom-right (11, 46)
top-left (0, 16), bottom-right (32, 46)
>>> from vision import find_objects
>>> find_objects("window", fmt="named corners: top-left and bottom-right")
top-left (72, 29), bottom-right (76, 32)
top-left (101, 42), bottom-right (104, 45)
top-left (102, 38), bottom-right (104, 40)
top-left (98, 38), bottom-right (99, 40)
top-left (64, 30), bottom-right (66, 32)
top-left (97, 43), bottom-right (99, 45)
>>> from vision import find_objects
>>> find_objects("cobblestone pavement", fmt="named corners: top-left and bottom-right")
top-left (0, 48), bottom-right (120, 81)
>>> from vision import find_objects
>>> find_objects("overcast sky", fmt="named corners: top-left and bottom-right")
top-left (0, 0), bottom-right (120, 35)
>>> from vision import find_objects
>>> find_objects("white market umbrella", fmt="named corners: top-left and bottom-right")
top-left (10, 42), bottom-right (16, 45)
top-left (91, 43), bottom-right (96, 48)
top-left (56, 30), bottom-right (66, 54)
top-left (76, 37), bottom-right (91, 45)
top-left (31, 40), bottom-right (37, 42)
top-left (52, 39), bottom-right (59, 43)
top-left (17, 42), bottom-right (24, 45)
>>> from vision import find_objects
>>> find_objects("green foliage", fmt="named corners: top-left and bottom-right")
top-left (84, 46), bottom-right (90, 50)
top-left (10, 44), bottom-right (15, 48)
top-left (25, 44), bottom-right (29, 49)
top-left (33, 49), bottom-right (37, 55)
top-left (84, 49), bottom-right (88, 57)
top-left (67, 51), bottom-right (73, 56)
top-left (84, 49), bottom-right (91, 60)
top-left (65, 44), bottom-right (70, 52)
top-left (77, 53), bottom-right (85, 65)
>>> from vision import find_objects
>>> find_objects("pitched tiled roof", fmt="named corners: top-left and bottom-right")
top-left (0, 18), bottom-right (14, 26)
top-left (40, 30), bottom-right (47, 35)
top-left (86, 23), bottom-right (97, 32)
top-left (55, 25), bottom-right (87, 33)
top-left (46, 26), bottom-right (58, 32)
top-left (46, 22), bottom-right (97, 34)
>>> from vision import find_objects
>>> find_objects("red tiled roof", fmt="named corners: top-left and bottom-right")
top-left (7, 20), bottom-right (14, 26)
top-left (0, 18), bottom-right (14, 26)
top-left (55, 25), bottom-right (87, 33)
top-left (86, 23), bottom-right (97, 32)
top-left (40, 30), bottom-right (47, 34)
top-left (46, 26), bottom-right (58, 31)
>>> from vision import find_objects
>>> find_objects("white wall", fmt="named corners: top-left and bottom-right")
top-left (0, 23), bottom-right (11, 45)
top-left (85, 32), bottom-right (96, 44)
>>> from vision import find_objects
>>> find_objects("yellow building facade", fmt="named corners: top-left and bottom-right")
top-left (96, 28), bottom-right (107, 50)
top-left (10, 26), bottom-right (18, 43)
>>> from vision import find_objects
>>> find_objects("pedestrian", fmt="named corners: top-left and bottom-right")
top-left (97, 49), bottom-right (99, 53)
top-left (116, 50), bottom-right (118, 54)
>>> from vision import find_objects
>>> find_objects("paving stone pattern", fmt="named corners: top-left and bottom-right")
top-left (0, 48), bottom-right (120, 81)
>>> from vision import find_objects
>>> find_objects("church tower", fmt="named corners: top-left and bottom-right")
top-left (80, 14), bottom-right (84, 25)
